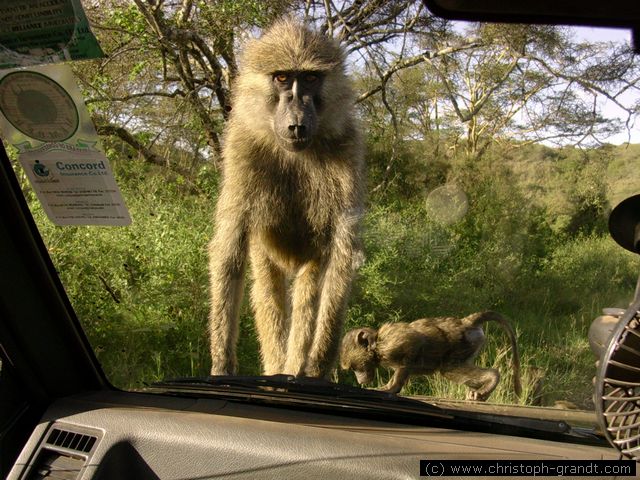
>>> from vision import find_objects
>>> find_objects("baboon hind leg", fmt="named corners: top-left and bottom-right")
top-left (443, 365), bottom-right (500, 401)
top-left (283, 261), bottom-right (321, 376)
top-left (250, 248), bottom-right (288, 375)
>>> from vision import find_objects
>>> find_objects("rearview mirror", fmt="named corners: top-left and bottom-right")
top-left (422, 0), bottom-right (639, 51)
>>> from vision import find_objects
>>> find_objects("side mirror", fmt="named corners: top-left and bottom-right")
top-left (608, 194), bottom-right (640, 255)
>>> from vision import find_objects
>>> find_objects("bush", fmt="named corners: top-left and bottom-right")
top-left (15, 143), bottom-right (640, 406)
top-left (26, 157), bottom-right (216, 387)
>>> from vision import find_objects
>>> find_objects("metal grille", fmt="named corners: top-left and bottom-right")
top-left (46, 428), bottom-right (96, 454)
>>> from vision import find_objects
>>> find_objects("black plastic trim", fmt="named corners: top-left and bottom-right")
top-left (0, 139), bottom-right (109, 397)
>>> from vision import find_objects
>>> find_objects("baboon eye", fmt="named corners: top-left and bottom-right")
top-left (305, 73), bottom-right (319, 83)
top-left (274, 73), bottom-right (289, 83)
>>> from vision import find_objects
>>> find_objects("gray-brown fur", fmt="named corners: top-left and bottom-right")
top-left (209, 19), bottom-right (364, 378)
top-left (340, 311), bottom-right (522, 400)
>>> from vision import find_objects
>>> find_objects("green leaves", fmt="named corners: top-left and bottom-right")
top-left (110, 5), bottom-right (147, 36)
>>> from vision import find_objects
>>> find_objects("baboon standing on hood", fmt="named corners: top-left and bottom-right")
top-left (208, 19), bottom-right (364, 378)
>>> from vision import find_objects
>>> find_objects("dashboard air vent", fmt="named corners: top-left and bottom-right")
top-left (24, 426), bottom-right (100, 479)
top-left (46, 428), bottom-right (96, 454)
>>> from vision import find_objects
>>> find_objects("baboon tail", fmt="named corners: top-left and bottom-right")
top-left (463, 311), bottom-right (523, 398)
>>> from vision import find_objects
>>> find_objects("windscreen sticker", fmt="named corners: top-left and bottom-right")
top-left (19, 146), bottom-right (131, 226)
top-left (0, 64), bottom-right (131, 226)
top-left (0, 70), bottom-right (79, 142)
top-left (0, 0), bottom-right (104, 69)
top-left (0, 64), bottom-right (98, 148)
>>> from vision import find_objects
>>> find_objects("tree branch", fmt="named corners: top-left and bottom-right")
top-left (86, 90), bottom-right (185, 104)
top-left (96, 123), bottom-right (164, 166)
top-left (356, 41), bottom-right (481, 103)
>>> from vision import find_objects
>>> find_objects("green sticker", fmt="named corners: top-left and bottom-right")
top-left (0, 0), bottom-right (104, 69)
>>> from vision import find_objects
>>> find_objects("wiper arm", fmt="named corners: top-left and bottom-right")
top-left (152, 374), bottom-right (444, 411)
top-left (157, 373), bottom-right (367, 394)
top-left (451, 409), bottom-right (571, 435)
top-left (150, 374), bottom-right (452, 418)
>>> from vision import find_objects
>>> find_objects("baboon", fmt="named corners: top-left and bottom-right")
top-left (340, 311), bottom-right (522, 400)
top-left (208, 19), bottom-right (364, 378)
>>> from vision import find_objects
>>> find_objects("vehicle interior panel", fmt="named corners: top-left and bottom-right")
top-left (8, 391), bottom-right (624, 480)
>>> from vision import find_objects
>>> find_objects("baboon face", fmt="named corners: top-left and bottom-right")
top-left (271, 71), bottom-right (323, 151)
top-left (352, 364), bottom-right (376, 385)
top-left (340, 328), bottom-right (378, 385)
top-left (233, 19), bottom-right (350, 157)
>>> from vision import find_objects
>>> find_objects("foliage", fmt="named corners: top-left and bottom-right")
top-left (24, 156), bottom-right (217, 387)
top-left (77, 1), bottom-right (639, 175)
top-left (16, 135), bottom-right (640, 407)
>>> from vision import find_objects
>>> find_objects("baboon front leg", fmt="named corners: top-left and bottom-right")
top-left (305, 221), bottom-right (357, 378)
top-left (208, 201), bottom-right (248, 376)
top-left (250, 247), bottom-right (288, 375)
top-left (378, 368), bottom-right (410, 394)
top-left (443, 365), bottom-right (500, 401)
top-left (283, 261), bottom-right (321, 376)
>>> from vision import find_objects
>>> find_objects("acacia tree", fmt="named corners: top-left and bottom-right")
top-left (411, 24), bottom-right (640, 158)
top-left (79, 1), bottom-right (639, 175)
top-left (79, 0), bottom-right (292, 169)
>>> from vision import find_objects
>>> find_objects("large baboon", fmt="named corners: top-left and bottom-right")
top-left (208, 19), bottom-right (364, 378)
top-left (340, 311), bottom-right (522, 400)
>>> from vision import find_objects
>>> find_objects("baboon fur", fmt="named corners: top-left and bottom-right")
top-left (208, 19), bottom-right (364, 378)
top-left (340, 311), bottom-right (522, 400)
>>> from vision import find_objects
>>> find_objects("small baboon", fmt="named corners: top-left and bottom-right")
top-left (340, 311), bottom-right (522, 400)
top-left (208, 19), bottom-right (364, 378)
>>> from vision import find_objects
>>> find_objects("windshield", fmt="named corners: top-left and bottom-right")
top-left (3, 1), bottom-right (640, 415)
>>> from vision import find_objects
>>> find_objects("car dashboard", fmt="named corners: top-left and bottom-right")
top-left (8, 390), bottom-right (624, 480)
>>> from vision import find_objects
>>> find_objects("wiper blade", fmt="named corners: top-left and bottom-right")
top-left (152, 374), bottom-right (456, 420)
top-left (156, 374), bottom-right (367, 394)
top-left (452, 409), bottom-right (572, 435)
top-left (152, 374), bottom-right (442, 410)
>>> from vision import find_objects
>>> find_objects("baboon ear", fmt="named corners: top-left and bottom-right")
top-left (356, 329), bottom-right (376, 350)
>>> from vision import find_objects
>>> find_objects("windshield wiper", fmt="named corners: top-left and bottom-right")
top-left (150, 374), bottom-right (597, 441)
top-left (151, 374), bottom-right (443, 410)
top-left (156, 373), bottom-right (372, 394)
top-left (151, 374), bottom-right (456, 423)
top-left (155, 373), bottom-right (379, 394)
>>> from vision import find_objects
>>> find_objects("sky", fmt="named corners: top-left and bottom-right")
top-left (572, 26), bottom-right (632, 43)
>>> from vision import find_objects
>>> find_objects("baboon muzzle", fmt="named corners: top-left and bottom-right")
top-left (274, 77), bottom-right (320, 151)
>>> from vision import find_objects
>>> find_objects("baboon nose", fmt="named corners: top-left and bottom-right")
top-left (288, 124), bottom-right (306, 138)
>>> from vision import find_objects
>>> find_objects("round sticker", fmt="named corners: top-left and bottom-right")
top-left (0, 71), bottom-right (80, 142)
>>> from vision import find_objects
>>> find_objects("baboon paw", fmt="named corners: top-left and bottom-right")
top-left (466, 390), bottom-right (489, 401)
top-left (304, 367), bottom-right (321, 378)
top-left (263, 365), bottom-right (286, 376)
top-left (210, 358), bottom-right (237, 376)
top-left (281, 363), bottom-right (306, 377)
top-left (304, 363), bottom-right (328, 378)
top-left (378, 385), bottom-right (401, 394)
